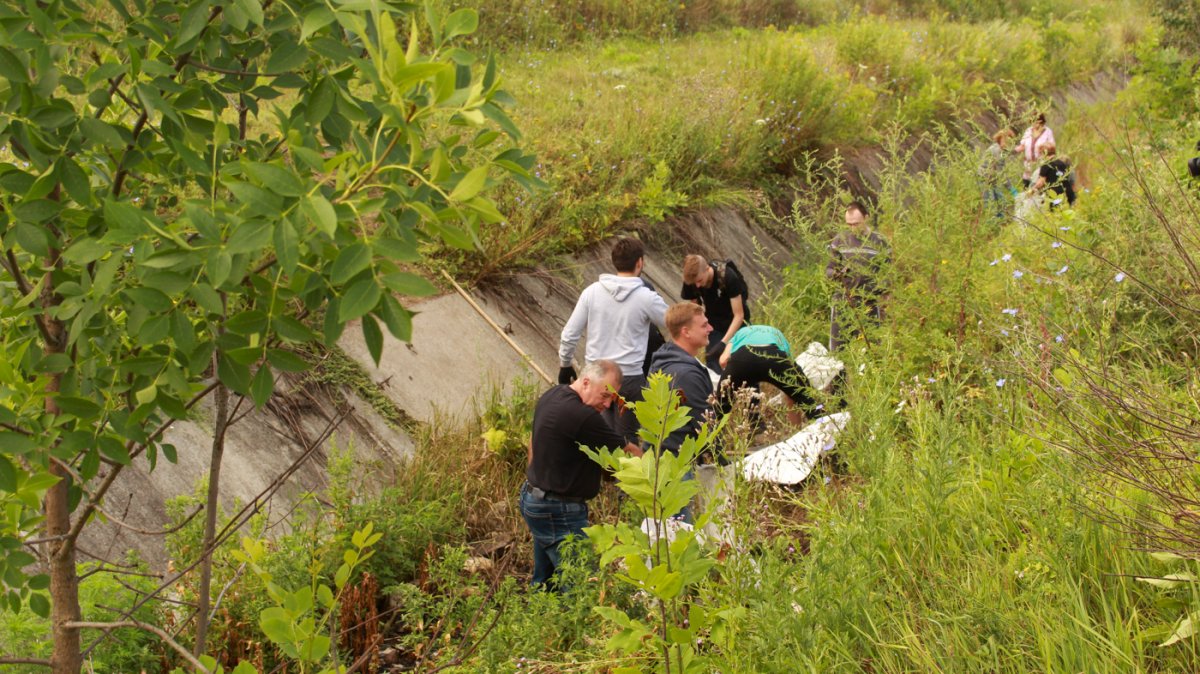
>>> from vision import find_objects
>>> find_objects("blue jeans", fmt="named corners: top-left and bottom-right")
top-left (519, 483), bottom-right (589, 589)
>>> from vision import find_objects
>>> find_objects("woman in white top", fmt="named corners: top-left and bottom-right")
top-left (1015, 112), bottom-right (1055, 187)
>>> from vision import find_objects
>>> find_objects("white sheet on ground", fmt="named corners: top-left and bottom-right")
top-left (740, 412), bottom-right (850, 485)
top-left (794, 341), bottom-right (844, 392)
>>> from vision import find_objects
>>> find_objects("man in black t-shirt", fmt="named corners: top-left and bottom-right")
top-left (1030, 142), bottom-right (1076, 209)
top-left (521, 359), bottom-right (642, 589)
top-left (681, 254), bottom-right (750, 374)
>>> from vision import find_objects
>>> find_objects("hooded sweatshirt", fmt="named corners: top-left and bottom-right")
top-left (648, 341), bottom-right (714, 453)
top-left (560, 274), bottom-right (669, 377)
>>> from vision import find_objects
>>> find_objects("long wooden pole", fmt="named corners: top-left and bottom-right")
top-left (440, 270), bottom-right (554, 385)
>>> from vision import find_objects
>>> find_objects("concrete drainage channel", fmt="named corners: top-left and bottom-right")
top-left (86, 207), bottom-right (801, 568)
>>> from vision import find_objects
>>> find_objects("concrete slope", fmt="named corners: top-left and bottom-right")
top-left (340, 207), bottom-right (798, 419)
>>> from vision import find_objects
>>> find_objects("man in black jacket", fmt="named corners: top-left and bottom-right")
top-left (649, 302), bottom-right (715, 455)
top-left (521, 359), bottom-right (643, 590)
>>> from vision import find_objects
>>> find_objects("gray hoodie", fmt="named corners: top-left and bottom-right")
top-left (560, 274), bottom-right (669, 377)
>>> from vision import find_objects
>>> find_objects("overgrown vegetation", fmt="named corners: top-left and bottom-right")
top-left (4, 0), bottom-right (1200, 672)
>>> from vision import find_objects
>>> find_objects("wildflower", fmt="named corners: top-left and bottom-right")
top-left (1001, 253), bottom-right (1012, 262)
top-left (996, 378), bottom-right (1006, 388)
top-left (989, 259), bottom-right (999, 266)
top-left (754, 119), bottom-right (767, 126)
top-left (1012, 270), bottom-right (1024, 279)
top-left (613, 84), bottom-right (626, 90)
top-left (1056, 265), bottom-right (1069, 275)
top-left (1000, 329), bottom-right (1009, 336)
top-left (821, 440), bottom-right (836, 452)
top-left (1059, 226), bottom-right (1071, 231)
top-left (1051, 241), bottom-right (1062, 249)
top-left (1114, 272), bottom-right (1126, 283)
top-left (927, 377), bottom-right (937, 383)
top-left (1002, 308), bottom-right (1018, 315)
top-left (1055, 334), bottom-right (1064, 343)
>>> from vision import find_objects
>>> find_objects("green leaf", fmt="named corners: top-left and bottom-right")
top-left (443, 9), bottom-right (478, 40)
top-left (0, 47), bottom-right (28, 83)
top-left (316, 584), bottom-right (334, 608)
top-left (380, 272), bottom-right (436, 297)
top-left (378, 295), bottom-right (413, 341)
top-left (361, 314), bottom-right (383, 365)
top-left (99, 439), bottom-right (132, 465)
top-left (448, 166), bottom-right (487, 202)
top-left (302, 194), bottom-right (337, 237)
top-left (236, 0), bottom-right (264, 26)
top-left (225, 310), bottom-right (268, 336)
top-left (79, 117), bottom-right (125, 149)
top-left (275, 219), bottom-right (299, 274)
top-left (29, 593), bottom-right (49, 619)
top-left (331, 243), bottom-right (372, 284)
top-left (0, 456), bottom-right (16, 493)
top-left (62, 238), bottom-right (110, 265)
top-left (175, 0), bottom-right (212, 47)
top-left (56, 157), bottom-right (91, 205)
top-left (1162, 612), bottom-right (1200, 647)
top-left (300, 6), bottom-right (336, 41)
top-left (339, 279), bottom-right (382, 322)
top-left (266, 348), bottom-right (310, 372)
top-left (301, 634), bottom-right (331, 663)
top-left (217, 353), bottom-right (252, 395)
top-left (250, 366), bottom-right (274, 407)
top-left (54, 396), bottom-right (101, 418)
top-left (245, 162), bottom-right (304, 197)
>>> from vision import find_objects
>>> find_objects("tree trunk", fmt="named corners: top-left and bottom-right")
top-left (193, 382), bottom-right (229, 657)
top-left (46, 381), bottom-right (83, 674)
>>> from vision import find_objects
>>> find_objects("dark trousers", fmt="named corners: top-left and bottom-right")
top-left (718, 345), bottom-right (818, 418)
top-left (603, 372), bottom-right (646, 445)
top-left (704, 331), bottom-right (726, 375)
top-left (519, 483), bottom-right (589, 589)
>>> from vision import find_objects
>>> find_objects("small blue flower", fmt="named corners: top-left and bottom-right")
top-left (1002, 308), bottom-right (1019, 315)
top-left (1055, 334), bottom-right (1064, 343)
top-left (1059, 226), bottom-right (1071, 231)
top-left (989, 259), bottom-right (999, 266)
top-left (1115, 272), bottom-right (1126, 283)
top-left (1001, 329), bottom-right (1009, 336)
top-left (1056, 265), bottom-right (1069, 275)
top-left (927, 377), bottom-right (937, 383)
top-left (996, 378), bottom-right (1006, 388)
top-left (1001, 253), bottom-right (1012, 262)
top-left (1013, 270), bottom-right (1024, 279)
top-left (1051, 241), bottom-right (1062, 249)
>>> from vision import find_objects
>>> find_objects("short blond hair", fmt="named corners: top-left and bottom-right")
top-left (993, 128), bottom-right (1014, 143)
top-left (682, 254), bottom-right (707, 285)
top-left (665, 302), bottom-right (704, 339)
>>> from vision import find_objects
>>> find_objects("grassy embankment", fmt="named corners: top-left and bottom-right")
top-left (5, 1), bottom-right (1198, 671)
top-left (441, 2), bottom-right (1148, 277)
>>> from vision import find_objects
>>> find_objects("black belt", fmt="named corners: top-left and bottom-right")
top-left (525, 482), bottom-right (587, 503)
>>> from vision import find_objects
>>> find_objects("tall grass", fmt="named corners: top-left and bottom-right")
top-left (446, 9), bottom-right (1147, 277)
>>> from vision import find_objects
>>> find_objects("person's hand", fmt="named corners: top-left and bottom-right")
top-left (557, 366), bottom-right (577, 385)
top-left (718, 348), bottom-right (732, 370)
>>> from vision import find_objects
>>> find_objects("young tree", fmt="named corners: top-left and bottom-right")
top-left (0, 0), bottom-right (536, 671)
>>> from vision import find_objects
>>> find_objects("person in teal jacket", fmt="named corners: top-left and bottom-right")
top-left (717, 324), bottom-right (818, 426)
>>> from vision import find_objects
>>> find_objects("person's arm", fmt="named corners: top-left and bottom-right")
top-left (645, 287), bottom-right (669, 331)
top-left (723, 295), bottom-right (745, 344)
top-left (623, 442), bottom-right (644, 458)
top-left (718, 340), bottom-right (734, 370)
top-left (559, 289), bottom-right (590, 367)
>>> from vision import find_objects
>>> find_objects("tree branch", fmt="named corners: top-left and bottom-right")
top-left (66, 621), bottom-right (212, 674)
top-left (0, 657), bottom-right (51, 667)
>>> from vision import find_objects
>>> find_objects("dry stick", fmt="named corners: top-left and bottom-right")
top-left (66, 621), bottom-right (211, 674)
top-left (440, 269), bottom-right (553, 385)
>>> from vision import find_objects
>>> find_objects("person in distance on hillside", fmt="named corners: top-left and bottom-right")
top-left (1028, 142), bottom-right (1076, 210)
top-left (559, 237), bottom-right (669, 444)
top-left (1015, 112), bottom-right (1055, 189)
top-left (680, 254), bottom-right (751, 375)
top-left (521, 359), bottom-right (643, 591)
top-left (979, 128), bottom-right (1016, 220)
top-left (826, 201), bottom-right (889, 352)
top-left (717, 324), bottom-right (820, 428)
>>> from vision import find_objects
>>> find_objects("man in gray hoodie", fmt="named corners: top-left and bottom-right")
top-left (559, 237), bottom-right (669, 443)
